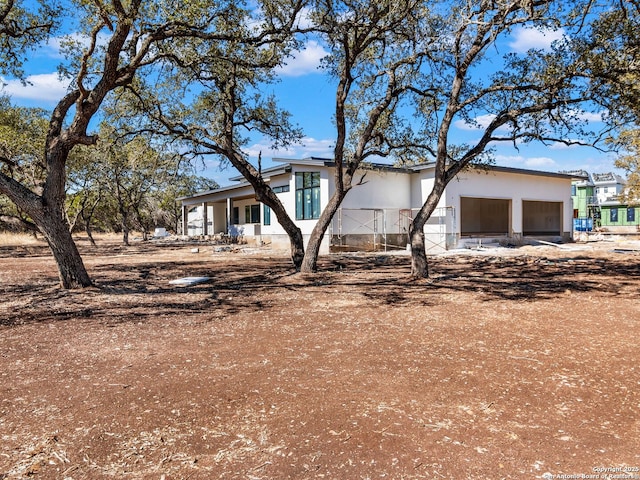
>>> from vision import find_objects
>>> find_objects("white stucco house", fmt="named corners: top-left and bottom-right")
top-left (178, 157), bottom-right (581, 253)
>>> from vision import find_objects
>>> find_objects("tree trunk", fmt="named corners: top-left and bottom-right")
top-left (81, 210), bottom-right (97, 247)
top-left (288, 229), bottom-right (305, 270)
top-left (409, 227), bottom-right (429, 278)
top-left (39, 208), bottom-right (92, 288)
top-left (300, 190), bottom-right (347, 273)
top-left (253, 182), bottom-right (305, 270)
top-left (85, 224), bottom-right (97, 247)
top-left (299, 226), bottom-right (324, 273)
top-left (409, 176), bottom-right (448, 278)
top-left (1, 167), bottom-right (92, 289)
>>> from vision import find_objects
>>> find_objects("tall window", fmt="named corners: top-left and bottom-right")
top-left (245, 204), bottom-right (260, 223)
top-left (295, 172), bottom-right (321, 220)
top-left (610, 207), bottom-right (618, 223)
top-left (232, 207), bottom-right (239, 225)
top-left (264, 205), bottom-right (271, 226)
top-left (627, 207), bottom-right (636, 223)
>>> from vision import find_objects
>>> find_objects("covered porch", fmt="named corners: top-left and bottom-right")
top-left (179, 183), bottom-right (261, 241)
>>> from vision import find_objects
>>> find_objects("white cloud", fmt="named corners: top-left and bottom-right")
top-left (277, 40), bottom-right (327, 77)
top-left (509, 27), bottom-right (565, 54)
top-left (524, 156), bottom-right (557, 168)
top-left (495, 154), bottom-right (525, 165)
top-left (246, 136), bottom-right (334, 159)
top-left (494, 154), bottom-right (557, 169)
top-left (548, 140), bottom-right (582, 150)
top-left (1, 73), bottom-right (70, 102)
top-left (454, 114), bottom-right (497, 131)
top-left (294, 7), bottom-right (315, 29)
top-left (576, 110), bottom-right (604, 123)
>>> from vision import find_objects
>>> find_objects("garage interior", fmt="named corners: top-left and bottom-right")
top-left (460, 197), bottom-right (563, 238)
top-left (522, 200), bottom-right (562, 236)
top-left (460, 197), bottom-right (511, 236)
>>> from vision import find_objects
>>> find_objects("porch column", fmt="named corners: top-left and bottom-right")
top-left (182, 204), bottom-right (188, 236)
top-left (226, 197), bottom-right (233, 234)
top-left (202, 201), bottom-right (208, 236)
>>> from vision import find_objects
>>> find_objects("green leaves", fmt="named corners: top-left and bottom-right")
top-left (0, 96), bottom-right (48, 187)
top-left (0, 0), bottom-right (61, 78)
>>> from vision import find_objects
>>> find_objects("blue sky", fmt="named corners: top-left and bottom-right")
top-left (1, 22), bottom-right (622, 187)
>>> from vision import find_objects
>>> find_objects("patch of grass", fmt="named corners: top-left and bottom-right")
top-left (0, 232), bottom-right (45, 247)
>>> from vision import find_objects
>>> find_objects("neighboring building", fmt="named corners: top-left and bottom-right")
top-left (566, 170), bottom-right (639, 234)
top-left (179, 157), bottom-right (580, 253)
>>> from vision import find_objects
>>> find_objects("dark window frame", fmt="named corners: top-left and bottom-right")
top-left (627, 207), bottom-right (635, 223)
top-left (263, 205), bottom-right (271, 226)
top-left (245, 204), bottom-right (260, 223)
top-left (610, 207), bottom-right (618, 223)
top-left (295, 172), bottom-right (321, 220)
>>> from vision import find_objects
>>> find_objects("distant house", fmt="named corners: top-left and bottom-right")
top-left (567, 171), bottom-right (639, 234)
top-left (178, 158), bottom-right (580, 253)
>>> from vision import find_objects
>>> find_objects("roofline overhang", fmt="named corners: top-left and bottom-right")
top-left (228, 164), bottom-right (292, 182)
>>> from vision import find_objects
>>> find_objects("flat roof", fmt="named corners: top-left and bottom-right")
top-left (178, 158), bottom-right (584, 202)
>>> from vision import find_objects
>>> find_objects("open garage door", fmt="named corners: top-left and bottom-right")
top-left (460, 197), bottom-right (511, 236)
top-left (523, 201), bottom-right (562, 236)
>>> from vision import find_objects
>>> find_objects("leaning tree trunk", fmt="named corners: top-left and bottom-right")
top-left (1, 162), bottom-right (93, 289)
top-left (265, 198), bottom-right (305, 270)
top-left (409, 177), bottom-right (448, 278)
top-left (300, 190), bottom-right (348, 273)
top-left (85, 224), bottom-right (97, 247)
top-left (253, 178), bottom-right (305, 270)
top-left (287, 226), bottom-right (305, 271)
top-left (38, 205), bottom-right (92, 288)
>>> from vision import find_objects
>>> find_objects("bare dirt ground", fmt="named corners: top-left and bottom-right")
top-left (1, 237), bottom-right (639, 479)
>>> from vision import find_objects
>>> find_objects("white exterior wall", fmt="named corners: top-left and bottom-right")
top-left (595, 181), bottom-right (624, 204)
top-left (256, 166), bottom-right (332, 252)
top-left (443, 169), bottom-right (573, 237)
top-left (181, 162), bottom-right (575, 251)
top-left (259, 175), bottom-right (293, 237)
top-left (186, 204), bottom-right (215, 236)
top-left (212, 203), bottom-right (227, 234)
top-left (413, 170), bottom-right (448, 209)
top-left (231, 198), bottom-right (262, 236)
top-left (340, 170), bottom-right (412, 209)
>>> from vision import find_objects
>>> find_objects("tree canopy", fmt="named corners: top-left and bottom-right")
top-left (0, 0), bottom-right (302, 287)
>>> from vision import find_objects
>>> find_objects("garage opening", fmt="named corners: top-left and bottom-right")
top-left (460, 197), bottom-right (511, 236)
top-left (523, 201), bottom-right (562, 236)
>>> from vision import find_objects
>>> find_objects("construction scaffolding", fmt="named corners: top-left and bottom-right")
top-left (330, 207), bottom-right (456, 253)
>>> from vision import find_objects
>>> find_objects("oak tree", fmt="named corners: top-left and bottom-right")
top-left (0, 0), bottom-right (270, 288)
top-left (112, 0), bottom-right (309, 269)
top-left (405, 0), bottom-right (635, 277)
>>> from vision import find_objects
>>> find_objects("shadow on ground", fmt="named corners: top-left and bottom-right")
top-left (1, 247), bottom-right (638, 326)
